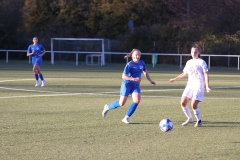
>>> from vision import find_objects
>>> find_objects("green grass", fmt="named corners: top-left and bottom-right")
top-left (0, 63), bottom-right (240, 160)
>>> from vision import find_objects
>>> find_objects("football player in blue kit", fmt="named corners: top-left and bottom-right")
top-left (102, 49), bottom-right (156, 124)
top-left (27, 37), bottom-right (46, 87)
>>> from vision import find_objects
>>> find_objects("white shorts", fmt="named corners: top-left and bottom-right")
top-left (182, 83), bottom-right (204, 102)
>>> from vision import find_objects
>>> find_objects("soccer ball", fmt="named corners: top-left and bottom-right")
top-left (159, 118), bottom-right (173, 132)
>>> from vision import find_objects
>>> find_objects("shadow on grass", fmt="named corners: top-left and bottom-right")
top-left (129, 122), bottom-right (157, 125)
top-left (129, 121), bottom-right (240, 127)
top-left (200, 121), bottom-right (240, 127)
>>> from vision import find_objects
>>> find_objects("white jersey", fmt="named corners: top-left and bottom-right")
top-left (182, 58), bottom-right (208, 101)
top-left (183, 58), bottom-right (208, 86)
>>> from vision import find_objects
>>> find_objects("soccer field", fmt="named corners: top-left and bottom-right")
top-left (0, 63), bottom-right (239, 160)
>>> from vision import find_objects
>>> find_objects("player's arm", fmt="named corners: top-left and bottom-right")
top-left (169, 72), bottom-right (187, 83)
top-left (143, 70), bottom-right (156, 85)
top-left (122, 74), bottom-right (141, 82)
top-left (27, 50), bottom-right (34, 57)
top-left (39, 48), bottom-right (46, 57)
top-left (204, 72), bottom-right (211, 92)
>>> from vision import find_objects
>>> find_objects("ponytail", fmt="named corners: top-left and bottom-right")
top-left (124, 49), bottom-right (140, 59)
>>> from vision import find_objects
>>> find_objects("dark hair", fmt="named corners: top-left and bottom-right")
top-left (191, 46), bottom-right (201, 57)
top-left (124, 49), bottom-right (141, 59)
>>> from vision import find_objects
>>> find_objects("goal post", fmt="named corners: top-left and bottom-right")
top-left (50, 38), bottom-right (110, 66)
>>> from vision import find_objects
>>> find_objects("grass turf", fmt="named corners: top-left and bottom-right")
top-left (0, 63), bottom-right (239, 160)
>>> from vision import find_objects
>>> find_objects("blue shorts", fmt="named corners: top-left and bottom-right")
top-left (32, 57), bottom-right (42, 66)
top-left (120, 82), bottom-right (141, 96)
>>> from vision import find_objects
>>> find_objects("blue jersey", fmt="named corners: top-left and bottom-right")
top-left (27, 44), bottom-right (45, 58)
top-left (122, 60), bottom-right (146, 85)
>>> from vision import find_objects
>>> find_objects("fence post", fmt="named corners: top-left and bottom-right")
top-left (76, 53), bottom-right (78, 66)
top-left (238, 56), bottom-right (239, 70)
top-left (51, 38), bottom-right (54, 65)
top-left (6, 51), bottom-right (8, 63)
top-left (180, 55), bottom-right (182, 69)
top-left (208, 56), bottom-right (211, 69)
top-left (101, 39), bottom-right (105, 66)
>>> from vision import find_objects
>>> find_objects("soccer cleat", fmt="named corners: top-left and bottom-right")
top-left (194, 120), bottom-right (202, 127)
top-left (122, 117), bottom-right (130, 124)
top-left (35, 81), bottom-right (40, 87)
top-left (182, 118), bottom-right (194, 126)
top-left (102, 104), bottom-right (109, 118)
top-left (41, 80), bottom-right (46, 87)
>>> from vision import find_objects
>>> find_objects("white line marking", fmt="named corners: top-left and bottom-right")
top-left (0, 93), bottom-right (118, 99)
top-left (0, 92), bottom-right (239, 100)
top-left (212, 86), bottom-right (240, 89)
top-left (0, 79), bottom-right (240, 100)
top-left (0, 86), bottom-right (69, 94)
top-left (0, 79), bottom-right (33, 83)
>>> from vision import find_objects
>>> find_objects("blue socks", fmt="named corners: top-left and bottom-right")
top-left (35, 74), bottom-right (44, 81)
top-left (108, 100), bottom-right (120, 110)
top-left (35, 74), bottom-right (39, 81)
top-left (39, 74), bottom-right (44, 81)
top-left (108, 101), bottom-right (139, 117)
top-left (126, 102), bottom-right (138, 117)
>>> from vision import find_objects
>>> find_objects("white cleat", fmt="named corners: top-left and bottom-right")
top-left (102, 104), bottom-right (109, 118)
top-left (41, 80), bottom-right (46, 87)
top-left (35, 81), bottom-right (40, 87)
top-left (182, 118), bottom-right (194, 126)
top-left (122, 117), bottom-right (130, 124)
top-left (194, 120), bottom-right (202, 127)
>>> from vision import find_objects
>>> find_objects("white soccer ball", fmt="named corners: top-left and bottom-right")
top-left (159, 118), bottom-right (173, 132)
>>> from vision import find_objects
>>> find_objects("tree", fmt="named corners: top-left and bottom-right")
top-left (0, 0), bottom-right (25, 48)
top-left (22, 0), bottom-right (62, 37)
top-left (84, 0), bottom-right (169, 38)
top-left (163, 0), bottom-right (240, 35)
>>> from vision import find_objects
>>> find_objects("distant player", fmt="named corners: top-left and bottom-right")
top-left (102, 49), bottom-right (156, 124)
top-left (27, 37), bottom-right (46, 87)
top-left (170, 46), bottom-right (211, 127)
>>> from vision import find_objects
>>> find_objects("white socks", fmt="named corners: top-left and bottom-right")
top-left (182, 105), bottom-right (193, 119)
top-left (193, 108), bottom-right (201, 122)
top-left (124, 115), bottom-right (129, 119)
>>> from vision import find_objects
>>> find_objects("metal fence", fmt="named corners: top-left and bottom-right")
top-left (0, 50), bottom-right (240, 70)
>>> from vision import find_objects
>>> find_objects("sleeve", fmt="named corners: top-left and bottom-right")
top-left (27, 45), bottom-right (32, 53)
top-left (123, 63), bottom-right (130, 75)
top-left (183, 61), bottom-right (189, 74)
top-left (41, 44), bottom-right (45, 51)
top-left (142, 60), bottom-right (146, 71)
top-left (202, 61), bottom-right (208, 72)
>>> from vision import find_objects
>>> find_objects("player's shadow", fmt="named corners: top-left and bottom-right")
top-left (128, 121), bottom-right (240, 127)
top-left (130, 122), bottom-right (158, 125)
top-left (200, 121), bottom-right (240, 127)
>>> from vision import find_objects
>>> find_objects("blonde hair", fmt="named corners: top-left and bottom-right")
top-left (124, 49), bottom-right (141, 59)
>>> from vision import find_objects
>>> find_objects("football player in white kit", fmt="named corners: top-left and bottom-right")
top-left (170, 46), bottom-right (211, 127)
